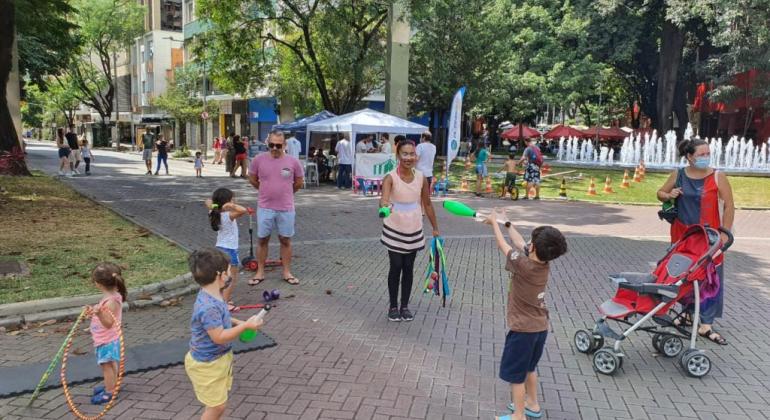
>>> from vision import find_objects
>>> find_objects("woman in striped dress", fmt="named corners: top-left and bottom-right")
top-left (380, 137), bottom-right (440, 322)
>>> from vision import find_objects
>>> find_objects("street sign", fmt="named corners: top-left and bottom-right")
top-left (201, 111), bottom-right (209, 120)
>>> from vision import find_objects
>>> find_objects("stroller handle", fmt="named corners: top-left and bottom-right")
top-left (717, 226), bottom-right (734, 253)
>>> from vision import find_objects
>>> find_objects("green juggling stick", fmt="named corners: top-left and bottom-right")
top-left (239, 305), bottom-right (271, 343)
top-left (442, 200), bottom-right (478, 218)
top-left (442, 200), bottom-right (509, 225)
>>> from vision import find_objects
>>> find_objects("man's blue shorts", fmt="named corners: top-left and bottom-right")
top-left (499, 330), bottom-right (547, 384)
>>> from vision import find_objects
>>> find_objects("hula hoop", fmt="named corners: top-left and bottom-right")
top-left (60, 307), bottom-right (125, 420)
top-left (28, 307), bottom-right (90, 406)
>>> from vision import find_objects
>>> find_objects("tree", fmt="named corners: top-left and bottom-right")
top-left (197, 0), bottom-right (389, 114)
top-left (409, 0), bottom-right (492, 143)
top-left (64, 0), bottom-right (144, 145)
top-left (153, 64), bottom-right (219, 145)
top-left (1, 0), bottom-right (78, 175)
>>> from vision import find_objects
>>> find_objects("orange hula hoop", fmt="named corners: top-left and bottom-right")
top-left (60, 307), bottom-right (125, 420)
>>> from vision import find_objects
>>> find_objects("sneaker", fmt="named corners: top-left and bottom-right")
top-left (154, 171), bottom-right (159, 175)
top-left (58, 170), bottom-right (64, 176)
top-left (533, 196), bottom-right (540, 200)
top-left (388, 307), bottom-right (401, 322)
top-left (86, 172), bottom-right (91, 176)
top-left (400, 307), bottom-right (414, 322)
top-left (146, 171), bottom-right (152, 175)
top-left (66, 172), bottom-right (74, 177)
top-left (73, 168), bottom-right (80, 174)
top-left (521, 196), bottom-right (529, 200)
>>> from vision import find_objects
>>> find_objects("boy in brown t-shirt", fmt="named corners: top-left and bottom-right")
top-left (485, 209), bottom-right (567, 420)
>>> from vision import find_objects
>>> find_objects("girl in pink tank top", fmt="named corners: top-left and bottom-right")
top-left (88, 262), bottom-right (127, 404)
top-left (379, 138), bottom-right (440, 322)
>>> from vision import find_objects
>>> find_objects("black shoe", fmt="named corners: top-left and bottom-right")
top-left (400, 307), bottom-right (414, 322)
top-left (154, 171), bottom-right (159, 175)
top-left (146, 171), bottom-right (152, 175)
top-left (521, 196), bottom-right (529, 200)
top-left (388, 307), bottom-right (401, 322)
top-left (533, 196), bottom-right (540, 200)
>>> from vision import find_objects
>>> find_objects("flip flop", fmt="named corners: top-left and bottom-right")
top-left (283, 277), bottom-right (299, 285)
top-left (507, 403), bottom-right (543, 418)
top-left (248, 277), bottom-right (265, 286)
top-left (699, 329), bottom-right (728, 345)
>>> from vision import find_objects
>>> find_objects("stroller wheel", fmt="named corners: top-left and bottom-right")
top-left (574, 330), bottom-right (593, 354)
top-left (680, 349), bottom-right (711, 377)
top-left (652, 333), bottom-right (665, 352)
top-left (511, 187), bottom-right (519, 201)
top-left (660, 335), bottom-right (684, 358)
top-left (593, 348), bottom-right (621, 375)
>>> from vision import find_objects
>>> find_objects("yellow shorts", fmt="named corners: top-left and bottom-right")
top-left (184, 351), bottom-right (233, 407)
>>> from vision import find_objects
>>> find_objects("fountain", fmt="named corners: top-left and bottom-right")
top-left (555, 122), bottom-right (770, 172)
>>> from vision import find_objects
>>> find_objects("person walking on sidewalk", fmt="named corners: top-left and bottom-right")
top-left (81, 139), bottom-right (94, 175)
top-left (140, 129), bottom-right (155, 175)
top-left (155, 135), bottom-right (169, 175)
top-left (335, 135), bottom-right (353, 189)
top-left (518, 138), bottom-right (543, 200)
top-left (470, 141), bottom-right (489, 197)
top-left (65, 126), bottom-right (82, 175)
top-left (415, 130), bottom-right (437, 189)
top-left (230, 135), bottom-right (248, 178)
top-left (247, 130), bottom-right (304, 286)
top-left (379, 139), bottom-right (440, 322)
top-left (56, 128), bottom-right (72, 177)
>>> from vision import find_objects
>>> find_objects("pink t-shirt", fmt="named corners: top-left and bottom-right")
top-left (249, 154), bottom-right (304, 211)
top-left (90, 292), bottom-right (123, 347)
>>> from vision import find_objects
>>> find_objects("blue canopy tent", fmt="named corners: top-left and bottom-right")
top-left (272, 110), bottom-right (336, 155)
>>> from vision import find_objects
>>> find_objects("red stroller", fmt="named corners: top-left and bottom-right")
top-left (574, 224), bottom-right (733, 377)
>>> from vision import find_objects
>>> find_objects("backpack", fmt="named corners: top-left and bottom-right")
top-left (528, 146), bottom-right (543, 166)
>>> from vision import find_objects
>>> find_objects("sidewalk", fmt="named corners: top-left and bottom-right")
top-left (2, 144), bottom-right (770, 419)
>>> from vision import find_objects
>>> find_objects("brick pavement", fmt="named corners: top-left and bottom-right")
top-left (2, 144), bottom-right (770, 419)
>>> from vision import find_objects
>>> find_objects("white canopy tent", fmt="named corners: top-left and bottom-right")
top-left (305, 108), bottom-right (429, 167)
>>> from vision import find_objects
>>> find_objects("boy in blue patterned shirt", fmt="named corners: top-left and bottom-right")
top-left (184, 248), bottom-right (263, 420)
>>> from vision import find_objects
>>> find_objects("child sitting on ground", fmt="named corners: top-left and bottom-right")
top-left (194, 152), bottom-right (204, 178)
top-left (485, 209), bottom-right (567, 420)
top-left (500, 153), bottom-right (519, 199)
top-left (184, 248), bottom-right (263, 420)
top-left (88, 262), bottom-right (127, 405)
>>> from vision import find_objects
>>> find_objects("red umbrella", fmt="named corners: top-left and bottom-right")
top-left (582, 126), bottom-right (627, 141)
top-left (543, 124), bottom-right (589, 139)
top-left (500, 124), bottom-right (540, 139)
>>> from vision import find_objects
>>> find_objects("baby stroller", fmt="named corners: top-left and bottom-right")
top-left (573, 224), bottom-right (733, 377)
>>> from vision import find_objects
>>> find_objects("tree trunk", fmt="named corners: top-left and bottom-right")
top-left (673, 77), bottom-right (688, 139)
top-left (655, 21), bottom-right (685, 134)
top-left (0, 0), bottom-right (30, 175)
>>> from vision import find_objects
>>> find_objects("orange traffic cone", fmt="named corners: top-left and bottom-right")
top-left (541, 164), bottom-right (551, 175)
top-left (485, 176), bottom-right (493, 193)
top-left (639, 161), bottom-right (646, 181)
top-left (621, 170), bottom-right (631, 188)
top-left (603, 176), bottom-right (614, 193)
top-left (587, 177), bottom-right (597, 195)
top-left (633, 166), bottom-right (642, 183)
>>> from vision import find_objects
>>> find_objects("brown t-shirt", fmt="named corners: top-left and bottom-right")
top-left (505, 249), bottom-right (550, 333)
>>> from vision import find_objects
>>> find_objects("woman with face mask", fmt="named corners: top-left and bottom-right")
top-left (657, 137), bottom-right (735, 345)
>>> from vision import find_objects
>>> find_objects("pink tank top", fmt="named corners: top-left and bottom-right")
top-left (90, 292), bottom-right (123, 347)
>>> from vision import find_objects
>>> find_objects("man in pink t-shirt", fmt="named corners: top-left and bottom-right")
top-left (248, 130), bottom-right (304, 286)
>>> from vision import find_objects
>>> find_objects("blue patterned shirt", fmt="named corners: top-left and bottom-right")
top-left (189, 290), bottom-right (232, 362)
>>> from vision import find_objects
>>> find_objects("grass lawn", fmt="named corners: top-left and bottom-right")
top-left (443, 158), bottom-right (770, 209)
top-left (0, 173), bottom-right (189, 304)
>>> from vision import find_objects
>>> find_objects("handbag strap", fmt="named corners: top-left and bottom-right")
top-left (671, 168), bottom-right (684, 204)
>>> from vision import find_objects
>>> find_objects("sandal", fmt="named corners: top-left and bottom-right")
top-left (283, 277), bottom-right (299, 285)
top-left (507, 403), bottom-right (543, 418)
top-left (699, 329), bottom-right (728, 345)
top-left (91, 391), bottom-right (114, 405)
top-left (673, 312), bottom-right (693, 327)
top-left (248, 277), bottom-right (265, 286)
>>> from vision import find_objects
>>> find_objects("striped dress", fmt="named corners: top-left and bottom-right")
top-left (381, 169), bottom-right (425, 254)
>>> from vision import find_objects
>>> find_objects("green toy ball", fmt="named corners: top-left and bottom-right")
top-left (239, 328), bottom-right (258, 343)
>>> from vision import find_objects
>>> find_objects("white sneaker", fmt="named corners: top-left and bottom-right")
top-left (58, 170), bottom-right (64, 176)
top-left (73, 168), bottom-right (80, 174)
top-left (66, 172), bottom-right (74, 177)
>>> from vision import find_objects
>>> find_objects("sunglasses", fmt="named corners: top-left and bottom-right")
top-left (268, 143), bottom-right (283, 149)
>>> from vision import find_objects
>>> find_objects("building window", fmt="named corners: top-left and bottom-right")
top-left (184, 0), bottom-right (194, 24)
top-left (161, 0), bottom-right (183, 31)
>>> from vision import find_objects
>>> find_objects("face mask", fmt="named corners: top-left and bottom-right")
top-left (693, 157), bottom-right (710, 169)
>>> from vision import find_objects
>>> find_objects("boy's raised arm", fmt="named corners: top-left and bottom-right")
top-left (485, 209), bottom-right (512, 256)
top-left (506, 222), bottom-right (527, 252)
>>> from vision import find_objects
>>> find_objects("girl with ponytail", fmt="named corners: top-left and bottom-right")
top-left (88, 262), bottom-right (127, 404)
top-left (206, 187), bottom-right (249, 311)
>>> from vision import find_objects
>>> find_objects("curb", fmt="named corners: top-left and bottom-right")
top-left (0, 274), bottom-right (199, 329)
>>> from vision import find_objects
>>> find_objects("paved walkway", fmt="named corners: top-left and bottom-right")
top-left (2, 143), bottom-right (770, 419)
